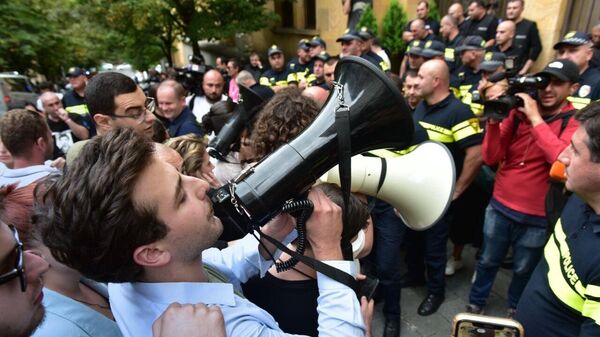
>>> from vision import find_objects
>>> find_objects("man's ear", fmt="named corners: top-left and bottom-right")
top-left (569, 82), bottom-right (580, 96)
top-left (93, 114), bottom-right (113, 133)
top-left (133, 243), bottom-right (171, 268)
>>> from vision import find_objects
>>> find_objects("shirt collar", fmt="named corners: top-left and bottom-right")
top-left (119, 281), bottom-right (237, 306)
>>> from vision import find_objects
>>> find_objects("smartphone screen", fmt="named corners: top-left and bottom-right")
top-left (457, 321), bottom-right (520, 337)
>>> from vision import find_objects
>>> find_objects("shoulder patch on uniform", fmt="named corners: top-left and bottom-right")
top-left (579, 85), bottom-right (591, 98)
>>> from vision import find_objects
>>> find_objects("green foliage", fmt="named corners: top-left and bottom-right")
top-left (0, 0), bottom-right (278, 79)
top-left (428, 0), bottom-right (441, 22)
top-left (355, 5), bottom-right (378, 34)
top-left (381, 0), bottom-right (408, 56)
top-left (166, 0), bottom-right (279, 55)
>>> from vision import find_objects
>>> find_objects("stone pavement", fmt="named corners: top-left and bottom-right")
top-left (370, 245), bottom-right (513, 337)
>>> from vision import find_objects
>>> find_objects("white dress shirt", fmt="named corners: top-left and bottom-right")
top-left (109, 233), bottom-right (364, 337)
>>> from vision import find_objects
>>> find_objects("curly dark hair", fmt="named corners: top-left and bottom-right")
top-left (251, 88), bottom-right (319, 160)
top-left (40, 128), bottom-right (169, 283)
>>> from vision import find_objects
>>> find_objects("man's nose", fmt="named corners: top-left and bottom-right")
top-left (24, 250), bottom-right (50, 284)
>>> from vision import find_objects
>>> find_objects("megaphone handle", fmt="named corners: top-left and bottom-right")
top-left (256, 227), bottom-right (362, 298)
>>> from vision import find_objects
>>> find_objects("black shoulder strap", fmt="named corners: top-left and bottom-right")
top-left (558, 110), bottom-right (575, 136)
top-left (188, 94), bottom-right (197, 111)
top-left (512, 109), bottom-right (575, 138)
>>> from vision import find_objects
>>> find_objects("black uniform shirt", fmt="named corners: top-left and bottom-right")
top-left (461, 14), bottom-right (498, 42)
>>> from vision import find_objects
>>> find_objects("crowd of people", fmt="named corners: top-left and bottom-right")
top-left (1, 1), bottom-right (600, 337)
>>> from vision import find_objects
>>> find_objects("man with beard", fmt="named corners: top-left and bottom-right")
top-left (187, 69), bottom-right (227, 123)
top-left (467, 59), bottom-right (580, 318)
top-left (461, 1), bottom-right (498, 48)
top-left (0, 222), bottom-right (50, 337)
top-left (0, 109), bottom-right (58, 187)
top-left (505, 0), bottom-right (542, 75)
top-left (41, 127), bottom-right (368, 337)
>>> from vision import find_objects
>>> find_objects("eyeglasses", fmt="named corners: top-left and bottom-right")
top-left (112, 97), bottom-right (156, 124)
top-left (0, 225), bottom-right (26, 292)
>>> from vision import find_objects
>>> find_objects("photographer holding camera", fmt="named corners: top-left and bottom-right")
top-left (466, 59), bottom-right (581, 317)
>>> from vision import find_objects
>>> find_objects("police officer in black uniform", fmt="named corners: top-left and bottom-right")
top-left (404, 59), bottom-right (483, 317)
top-left (555, 31), bottom-right (600, 110)
top-left (488, 20), bottom-right (526, 74)
top-left (358, 27), bottom-right (390, 72)
top-left (287, 39), bottom-right (313, 88)
top-left (451, 36), bottom-right (486, 116)
top-left (259, 45), bottom-right (292, 93)
top-left (440, 15), bottom-right (465, 75)
top-left (461, 1), bottom-right (498, 48)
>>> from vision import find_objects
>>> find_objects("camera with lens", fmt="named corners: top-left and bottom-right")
top-left (174, 56), bottom-right (208, 95)
top-left (482, 73), bottom-right (549, 120)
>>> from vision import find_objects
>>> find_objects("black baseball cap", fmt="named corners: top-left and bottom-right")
top-left (314, 51), bottom-right (330, 62)
top-left (67, 67), bottom-right (85, 77)
top-left (407, 40), bottom-right (426, 56)
top-left (553, 31), bottom-right (591, 50)
top-left (480, 52), bottom-right (507, 72)
top-left (309, 36), bottom-right (327, 49)
top-left (358, 26), bottom-right (374, 41)
top-left (297, 39), bottom-right (310, 51)
top-left (455, 36), bottom-right (486, 53)
top-left (535, 59), bottom-right (580, 83)
top-left (267, 45), bottom-right (284, 57)
top-left (421, 40), bottom-right (446, 59)
top-left (336, 29), bottom-right (362, 42)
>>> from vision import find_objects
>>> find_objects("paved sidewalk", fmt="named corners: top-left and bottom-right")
top-left (371, 245), bottom-right (513, 337)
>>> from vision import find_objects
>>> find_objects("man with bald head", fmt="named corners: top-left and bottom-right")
top-left (186, 69), bottom-right (227, 123)
top-left (448, 3), bottom-right (465, 29)
top-left (40, 92), bottom-right (91, 156)
top-left (157, 80), bottom-right (203, 137)
top-left (402, 0), bottom-right (440, 43)
top-left (505, 0), bottom-right (542, 75)
top-left (440, 15), bottom-right (465, 74)
top-left (489, 20), bottom-right (525, 74)
top-left (403, 59), bottom-right (483, 316)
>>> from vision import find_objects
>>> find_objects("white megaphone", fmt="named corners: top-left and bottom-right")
top-left (320, 141), bottom-right (455, 231)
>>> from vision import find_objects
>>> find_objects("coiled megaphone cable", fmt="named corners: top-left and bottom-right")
top-left (274, 199), bottom-right (313, 272)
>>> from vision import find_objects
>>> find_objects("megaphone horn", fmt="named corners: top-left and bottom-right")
top-left (210, 56), bottom-right (414, 236)
top-left (208, 85), bottom-right (264, 161)
top-left (320, 141), bottom-right (456, 231)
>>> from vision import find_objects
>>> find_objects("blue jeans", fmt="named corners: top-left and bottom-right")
top-left (372, 200), bottom-right (406, 320)
top-left (469, 204), bottom-right (547, 308)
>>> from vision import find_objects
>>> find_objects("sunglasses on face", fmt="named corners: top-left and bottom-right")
top-left (0, 225), bottom-right (26, 292)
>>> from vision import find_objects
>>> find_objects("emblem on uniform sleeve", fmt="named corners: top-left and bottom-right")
top-left (579, 85), bottom-right (591, 98)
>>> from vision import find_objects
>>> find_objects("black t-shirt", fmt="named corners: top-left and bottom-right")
top-left (513, 19), bottom-right (542, 62)
top-left (47, 113), bottom-right (91, 156)
top-left (405, 17), bottom-right (440, 36)
top-left (488, 44), bottom-right (526, 73)
top-left (242, 273), bottom-right (319, 337)
top-left (460, 14), bottom-right (498, 42)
